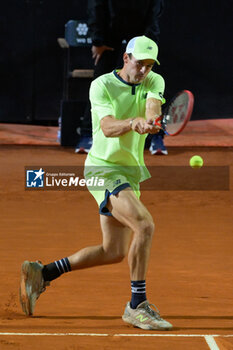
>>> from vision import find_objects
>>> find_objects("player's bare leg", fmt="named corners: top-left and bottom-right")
top-left (68, 216), bottom-right (132, 269)
top-left (107, 188), bottom-right (172, 330)
top-left (20, 217), bottom-right (131, 316)
top-left (107, 188), bottom-right (154, 280)
top-left (19, 188), bottom-right (172, 328)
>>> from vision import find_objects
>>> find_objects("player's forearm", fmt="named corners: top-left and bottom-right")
top-left (146, 98), bottom-right (162, 120)
top-left (100, 115), bottom-right (133, 137)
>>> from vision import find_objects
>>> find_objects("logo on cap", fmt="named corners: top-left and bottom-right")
top-left (147, 46), bottom-right (153, 50)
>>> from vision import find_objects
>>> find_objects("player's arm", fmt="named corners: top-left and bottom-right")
top-left (145, 97), bottom-right (162, 133)
top-left (92, 80), bottom-right (159, 136)
top-left (100, 115), bottom-right (154, 137)
top-left (146, 97), bottom-right (162, 120)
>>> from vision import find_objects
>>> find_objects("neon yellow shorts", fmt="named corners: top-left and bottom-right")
top-left (84, 167), bottom-right (140, 216)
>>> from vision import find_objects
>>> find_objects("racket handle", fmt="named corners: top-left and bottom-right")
top-left (155, 115), bottom-right (162, 122)
top-left (153, 115), bottom-right (162, 127)
top-left (153, 115), bottom-right (170, 136)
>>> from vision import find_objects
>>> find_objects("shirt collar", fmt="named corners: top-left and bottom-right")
top-left (113, 70), bottom-right (141, 87)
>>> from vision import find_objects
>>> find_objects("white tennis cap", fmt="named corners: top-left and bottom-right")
top-left (126, 35), bottom-right (160, 65)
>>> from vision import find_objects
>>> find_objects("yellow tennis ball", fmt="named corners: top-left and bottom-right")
top-left (189, 155), bottom-right (203, 168)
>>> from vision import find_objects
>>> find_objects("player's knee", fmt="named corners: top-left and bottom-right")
top-left (137, 217), bottom-right (155, 240)
top-left (132, 208), bottom-right (154, 236)
top-left (143, 219), bottom-right (155, 238)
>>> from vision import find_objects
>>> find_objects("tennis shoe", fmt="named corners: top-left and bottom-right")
top-left (19, 260), bottom-right (49, 316)
top-left (149, 134), bottom-right (168, 155)
top-left (122, 300), bottom-right (172, 330)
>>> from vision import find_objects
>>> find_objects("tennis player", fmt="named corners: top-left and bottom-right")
top-left (20, 36), bottom-right (172, 330)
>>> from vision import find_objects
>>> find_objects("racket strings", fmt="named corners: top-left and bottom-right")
top-left (161, 90), bottom-right (194, 136)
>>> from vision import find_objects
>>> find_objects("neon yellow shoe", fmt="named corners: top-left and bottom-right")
top-left (19, 260), bottom-right (49, 316)
top-left (122, 300), bottom-right (173, 330)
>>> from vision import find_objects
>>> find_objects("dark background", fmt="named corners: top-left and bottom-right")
top-left (0, 0), bottom-right (232, 125)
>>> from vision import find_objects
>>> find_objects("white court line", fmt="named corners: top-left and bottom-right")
top-left (0, 333), bottom-right (232, 337)
top-left (114, 334), bottom-right (232, 338)
top-left (204, 335), bottom-right (220, 350)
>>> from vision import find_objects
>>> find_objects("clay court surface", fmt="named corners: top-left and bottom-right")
top-left (0, 121), bottom-right (233, 349)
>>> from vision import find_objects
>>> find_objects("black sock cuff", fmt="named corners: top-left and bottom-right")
top-left (42, 257), bottom-right (71, 282)
top-left (56, 257), bottom-right (71, 273)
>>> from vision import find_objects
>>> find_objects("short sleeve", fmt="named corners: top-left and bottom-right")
top-left (90, 78), bottom-right (115, 120)
top-left (146, 73), bottom-right (166, 104)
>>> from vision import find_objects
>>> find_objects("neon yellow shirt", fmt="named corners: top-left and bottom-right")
top-left (85, 70), bottom-right (165, 183)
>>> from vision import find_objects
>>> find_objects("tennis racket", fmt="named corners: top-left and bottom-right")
top-left (154, 90), bottom-right (194, 136)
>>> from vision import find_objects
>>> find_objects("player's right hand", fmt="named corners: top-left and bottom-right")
top-left (131, 117), bottom-right (159, 134)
